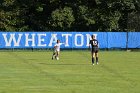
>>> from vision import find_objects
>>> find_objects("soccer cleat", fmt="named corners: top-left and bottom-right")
top-left (92, 63), bottom-right (94, 65)
top-left (96, 62), bottom-right (99, 65)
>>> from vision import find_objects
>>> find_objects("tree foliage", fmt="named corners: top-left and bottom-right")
top-left (49, 7), bottom-right (75, 31)
top-left (0, 0), bottom-right (140, 31)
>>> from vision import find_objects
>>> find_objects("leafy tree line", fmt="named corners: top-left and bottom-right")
top-left (0, 0), bottom-right (140, 32)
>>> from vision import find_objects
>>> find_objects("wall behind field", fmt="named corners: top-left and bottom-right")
top-left (0, 32), bottom-right (140, 49)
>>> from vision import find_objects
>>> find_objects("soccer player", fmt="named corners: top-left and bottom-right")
top-left (52, 40), bottom-right (64, 60)
top-left (89, 35), bottom-right (99, 65)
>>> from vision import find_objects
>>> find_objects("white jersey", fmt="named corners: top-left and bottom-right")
top-left (54, 43), bottom-right (63, 51)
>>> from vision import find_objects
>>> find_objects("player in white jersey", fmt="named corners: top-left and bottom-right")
top-left (52, 40), bottom-right (64, 60)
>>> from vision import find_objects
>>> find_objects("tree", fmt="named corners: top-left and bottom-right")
top-left (0, 0), bottom-right (28, 31)
top-left (0, 0), bottom-right (140, 31)
top-left (49, 7), bottom-right (75, 31)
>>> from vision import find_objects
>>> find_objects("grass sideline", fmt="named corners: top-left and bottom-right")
top-left (0, 51), bottom-right (139, 93)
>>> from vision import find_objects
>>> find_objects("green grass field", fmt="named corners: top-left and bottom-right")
top-left (0, 51), bottom-right (139, 93)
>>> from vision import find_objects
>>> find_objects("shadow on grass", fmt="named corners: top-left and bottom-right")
top-left (39, 63), bottom-right (91, 66)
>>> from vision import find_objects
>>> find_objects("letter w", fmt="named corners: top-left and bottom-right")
top-left (3, 34), bottom-right (22, 46)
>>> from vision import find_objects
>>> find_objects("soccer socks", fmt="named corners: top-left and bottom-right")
top-left (92, 57), bottom-right (94, 64)
top-left (96, 57), bottom-right (98, 62)
top-left (52, 53), bottom-right (59, 60)
top-left (52, 53), bottom-right (55, 60)
top-left (96, 57), bottom-right (99, 64)
top-left (92, 57), bottom-right (99, 65)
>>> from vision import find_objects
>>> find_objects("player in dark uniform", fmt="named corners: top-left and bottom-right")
top-left (89, 35), bottom-right (99, 65)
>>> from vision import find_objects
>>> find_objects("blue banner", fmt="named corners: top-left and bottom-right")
top-left (128, 32), bottom-right (140, 48)
top-left (0, 32), bottom-right (139, 48)
top-left (107, 32), bottom-right (127, 48)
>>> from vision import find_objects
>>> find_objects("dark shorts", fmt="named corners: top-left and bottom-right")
top-left (91, 47), bottom-right (98, 53)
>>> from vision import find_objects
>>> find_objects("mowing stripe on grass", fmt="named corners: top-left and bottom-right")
top-left (8, 52), bottom-right (67, 86)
